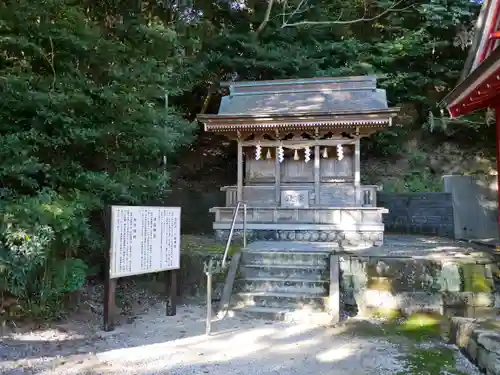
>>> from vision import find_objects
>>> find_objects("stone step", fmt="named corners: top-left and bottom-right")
top-left (232, 292), bottom-right (327, 310)
top-left (241, 250), bottom-right (330, 267)
top-left (230, 306), bottom-right (335, 324)
top-left (234, 278), bottom-right (329, 295)
top-left (240, 264), bottom-right (328, 281)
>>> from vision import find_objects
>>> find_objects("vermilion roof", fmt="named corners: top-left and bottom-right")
top-left (440, 0), bottom-right (500, 117)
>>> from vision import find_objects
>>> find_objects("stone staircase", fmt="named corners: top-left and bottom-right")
top-left (228, 242), bottom-right (337, 324)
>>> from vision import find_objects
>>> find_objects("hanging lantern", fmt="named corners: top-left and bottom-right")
top-left (322, 147), bottom-right (328, 158)
top-left (304, 147), bottom-right (311, 163)
top-left (337, 144), bottom-right (344, 160)
top-left (255, 143), bottom-right (262, 160)
top-left (277, 145), bottom-right (284, 163)
top-left (293, 149), bottom-right (299, 161)
top-left (266, 148), bottom-right (272, 159)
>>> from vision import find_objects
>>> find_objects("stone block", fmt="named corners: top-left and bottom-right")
top-left (357, 289), bottom-right (399, 311)
top-left (478, 346), bottom-right (489, 372)
top-left (478, 333), bottom-right (500, 355)
top-left (440, 262), bottom-right (462, 292)
top-left (442, 292), bottom-right (494, 308)
top-left (451, 317), bottom-right (477, 351)
top-left (366, 277), bottom-right (393, 292)
top-left (468, 336), bottom-right (479, 363)
top-left (398, 292), bottom-right (443, 316)
top-left (461, 264), bottom-right (494, 293)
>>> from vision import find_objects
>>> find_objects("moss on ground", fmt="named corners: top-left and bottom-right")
top-left (347, 312), bottom-right (470, 375)
top-left (397, 346), bottom-right (468, 375)
top-left (181, 234), bottom-right (240, 256)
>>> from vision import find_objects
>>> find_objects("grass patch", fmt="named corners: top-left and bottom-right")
top-left (397, 346), bottom-right (468, 375)
top-left (181, 234), bottom-right (241, 256)
top-left (397, 312), bottom-right (444, 342)
top-left (349, 312), bottom-right (444, 342)
top-left (347, 314), bottom-right (467, 375)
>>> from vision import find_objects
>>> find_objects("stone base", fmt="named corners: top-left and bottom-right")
top-left (339, 254), bottom-right (499, 318)
top-left (214, 229), bottom-right (384, 247)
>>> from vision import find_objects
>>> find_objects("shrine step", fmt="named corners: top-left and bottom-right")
top-left (241, 250), bottom-right (330, 267)
top-left (228, 244), bottom-right (333, 322)
top-left (234, 278), bottom-right (329, 295)
top-left (240, 264), bottom-right (328, 281)
top-left (232, 292), bottom-right (327, 310)
top-left (230, 306), bottom-right (334, 324)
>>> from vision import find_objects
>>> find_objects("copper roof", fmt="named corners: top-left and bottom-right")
top-left (198, 76), bottom-right (399, 133)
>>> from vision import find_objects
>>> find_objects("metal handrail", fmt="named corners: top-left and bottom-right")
top-left (205, 200), bottom-right (247, 335)
top-left (221, 200), bottom-right (247, 268)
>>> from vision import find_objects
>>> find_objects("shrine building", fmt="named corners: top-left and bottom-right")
top-left (197, 76), bottom-right (400, 247)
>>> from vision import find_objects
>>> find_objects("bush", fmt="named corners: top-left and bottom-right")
top-left (0, 191), bottom-right (92, 317)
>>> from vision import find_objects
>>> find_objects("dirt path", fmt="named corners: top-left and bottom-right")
top-left (0, 285), bottom-right (481, 375)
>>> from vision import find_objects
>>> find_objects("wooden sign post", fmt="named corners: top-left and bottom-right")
top-left (103, 205), bottom-right (181, 331)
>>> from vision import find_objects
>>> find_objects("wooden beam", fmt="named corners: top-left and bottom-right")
top-left (354, 138), bottom-right (361, 205)
top-left (314, 145), bottom-right (320, 204)
top-left (237, 141), bottom-right (243, 202)
top-left (275, 147), bottom-right (281, 205)
top-left (242, 139), bottom-right (357, 147)
top-left (496, 105), bottom-right (500, 236)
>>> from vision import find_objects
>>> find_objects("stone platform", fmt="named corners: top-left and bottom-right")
top-left (212, 206), bottom-right (386, 247)
top-left (338, 235), bottom-right (500, 317)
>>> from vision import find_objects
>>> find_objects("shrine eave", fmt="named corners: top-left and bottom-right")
top-left (197, 109), bottom-right (400, 133)
top-left (440, 46), bottom-right (500, 118)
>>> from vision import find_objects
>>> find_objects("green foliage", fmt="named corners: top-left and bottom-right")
top-left (383, 151), bottom-right (443, 192)
top-left (0, 0), bottom-right (195, 317)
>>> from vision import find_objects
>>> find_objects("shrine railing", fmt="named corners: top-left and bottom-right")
top-left (221, 200), bottom-right (247, 268)
top-left (221, 184), bottom-right (380, 207)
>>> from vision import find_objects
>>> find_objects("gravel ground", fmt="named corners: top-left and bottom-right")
top-left (2, 302), bottom-right (406, 375)
top-left (0, 286), bottom-right (482, 375)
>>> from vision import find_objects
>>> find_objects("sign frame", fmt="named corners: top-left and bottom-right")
top-left (103, 205), bottom-right (181, 332)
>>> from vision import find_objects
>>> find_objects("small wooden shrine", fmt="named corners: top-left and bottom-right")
top-left (197, 76), bottom-right (400, 247)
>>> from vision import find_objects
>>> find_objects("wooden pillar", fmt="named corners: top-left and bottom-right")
top-left (354, 138), bottom-right (361, 205)
top-left (275, 147), bottom-right (281, 205)
top-left (496, 106), bottom-right (500, 235)
top-left (237, 141), bottom-right (243, 202)
top-left (314, 145), bottom-right (320, 204)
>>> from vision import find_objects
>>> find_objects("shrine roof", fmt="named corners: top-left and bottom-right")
top-left (216, 76), bottom-right (390, 115)
top-left (440, 0), bottom-right (500, 117)
top-left (459, 0), bottom-right (500, 82)
top-left (197, 76), bottom-right (400, 136)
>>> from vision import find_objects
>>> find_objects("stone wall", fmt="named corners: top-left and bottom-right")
top-left (377, 192), bottom-right (454, 238)
top-left (178, 252), bottom-right (229, 299)
top-left (443, 175), bottom-right (499, 240)
top-left (339, 254), bottom-right (498, 317)
top-left (450, 317), bottom-right (500, 375)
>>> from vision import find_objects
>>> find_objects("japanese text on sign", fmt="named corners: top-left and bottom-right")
top-left (109, 206), bottom-right (181, 279)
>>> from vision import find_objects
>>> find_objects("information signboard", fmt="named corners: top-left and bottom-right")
top-left (109, 205), bottom-right (181, 279)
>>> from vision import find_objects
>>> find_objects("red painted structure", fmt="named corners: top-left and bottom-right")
top-left (440, 0), bottom-right (500, 233)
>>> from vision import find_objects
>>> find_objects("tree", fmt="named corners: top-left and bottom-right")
top-left (0, 0), bottom-right (196, 316)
